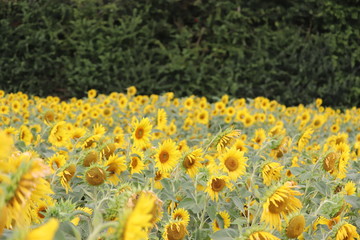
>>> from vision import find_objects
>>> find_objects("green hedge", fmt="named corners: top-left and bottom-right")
top-left (1, 0), bottom-right (360, 107)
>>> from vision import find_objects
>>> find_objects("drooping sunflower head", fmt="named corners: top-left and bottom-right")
top-left (285, 214), bottom-right (306, 238)
top-left (332, 222), bottom-right (360, 240)
top-left (239, 225), bottom-right (280, 240)
top-left (261, 161), bottom-right (284, 186)
top-left (261, 181), bottom-right (303, 230)
top-left (171, 208), bottom-right (190, 227)
top-left (181, 148), bottom-right (203, 178)
top-left (85, 165), bottom-right (107, 186)
top-left (82, 150), bottom-right (99, 167)
top-left (155, 139), bottom-right (181, 173)
top-left (58, 163), bottom-right (76, 193)
top-left (220, 146), bottom-right (248, 180)
top-left (47, 153), bottom-right (66, 172)
top-left (212, 211), bottom-right (231, 232)
top-left (101, 143), bottom-right (117, 160)
top-left (213, 128), bottom-right (241, 152)
top-left (163, 221), bottom-right (188, 240)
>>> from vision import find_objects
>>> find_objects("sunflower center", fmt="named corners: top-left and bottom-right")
top-left (211, 178), bottom-right (226, 192)
top-left (135, 128), bottom-right (144, 139)
top-left (167, 223), bottom-right (187, 240)
top-left (159, 151), bottom-right (170, 163)
top-left (269, 199), bottom-right (287, 214)
top-left (314, 120), bottom-right (321, 126)
top-left (131, 157), bottom-right (139, 168)
top-left (183, 156), bottom-right (195, 169)
top-left (224, 157), bottom-right (239, 172)
top-left (37, 206), bottom-right (47, 218)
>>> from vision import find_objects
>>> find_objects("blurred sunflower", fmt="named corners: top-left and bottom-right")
top-left (163, 221), bottom-right (188, 240)
top-left (132, 118), bottom-right (153, 149)
top-left (212, 211), bottom-right (231, 232)
top-left (171, 208), bottom-right (190, 227)
top-left (219, 146), bottom-right (247, 180)
top-left (205, 176), bottom-right (231, 201)
top-left (181, 148), bottom-right (203, 178)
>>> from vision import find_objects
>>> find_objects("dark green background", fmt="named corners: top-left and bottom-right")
top-left (1, 0), bottom-right (360, 107)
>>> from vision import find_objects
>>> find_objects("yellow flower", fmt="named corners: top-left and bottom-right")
top-left (163, 221), bottom-right (188, 240)
top-left (252, 128), bottom-right (266, 146)
top-left (262, 162), bottom-right (284, 186)
top-left (47, 153), bottom-right (66, 172)
top-left (2, 155), bottom-right (53, 230)
top-left (182, 148), bottom-right (203, 178)
top-left (205, 176), bottom-right (231, 201)
top-left (87, 89), bottom-right (97, 98)
top-left (297, 128), bottom-right (313, 151)
top-left (132, 118), bottom-right (153, 149)
top-left (19, 125), bottom-right (33, 145)
top-left (155, 139), bottom-right (181, 173)
top-left (196, 109), bottom-right (209, 125)
top-left (343, 181), bottom-right (356, 195)
top-left (26, 218), bottom-right (59, 240)
top-left (171, 208), bottom-right (190, 227)
top-left (214, 128), bottom-right (241, 152)
top-left (58, 163), bottom-right (76, 193)
top-left (126, 86), bottom-right (137, 96)
top-left (261, 182), bottom-right (302, 230)
top-left (212, 211), bottom-right (231, 232)
top-left (335, 223), bottom-right (360, 240)
top-left (247, 231), bottom-right (280, 240)
top-left (157, 108), bottom-right (168, 129)
top-left (129, 148), bottom-right (145, 174)
top-left (220, 146), bottom-right (247, 180)
top-left (105, 154), bottom-right (126, 185)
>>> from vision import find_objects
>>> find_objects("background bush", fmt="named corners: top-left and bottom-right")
top-left (1, 0), bottom-right (360, 107)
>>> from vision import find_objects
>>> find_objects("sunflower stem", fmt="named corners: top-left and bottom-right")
top-left (198, 195), bottom-right (209, 229)
top-left (87, 222), bottom-right (118, 240)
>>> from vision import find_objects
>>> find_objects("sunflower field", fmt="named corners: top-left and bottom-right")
top-left (0, 87), bottom-right (360, 240)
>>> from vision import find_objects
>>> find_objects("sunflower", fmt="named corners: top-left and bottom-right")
top-left (163, 221), bottom-right (188, 240)
top-left (101, 143), bottom-right (117, 160)
top-left (58, 163), bottom-right (76, 193)
top-left (205, 175), bottom-right (231, 201)
top-left (1, 155), bottom-right (53, 230)
top-left (87, 89), bottom-right (97, 98)
top-left (252, 128), bottom-right (266, 146)
top-left (311, 114), bottom-right (326, 129)
top-left (105, 154), bottom-right (126, 185)
top-left (262, 162), bottom-right (284, 186)
top-left (182, 148), bottom-right (203, 178)
top-left (31, 198), bottom-right (55, 224)
top-left (19, 125), bottom-right (33, 145)
top-left (70, 127), bottom-right (86, 141)
top-left (157, 108), bottom-right (168, 129)
top-left (196, 109), bottom-right (209, 125)
top-left (154, 170), bottom-right (170, 189)
top-left (85, 165), bottom-right (107, 186)
top-left (285, 214), bottom-right (306, 238)
top-left (127, 190), bottom-right (163, 226)
top-left (0, 129), bottom-right (13, 160)
top-left (132, 118), bottom-right (153, 148)
top-left (47, 153), bottom-right (66, 172)
top-left (297, 128), bottom-right (313, 151)
top-left (129, 148), bottom-right (145, 174)
top-left (155, 139), bottom-right (181, 173)
top-left (247, 231), bottom-right (280, 240)
top-left (214, 128), bottom-right (241, 152)
top-left (334, 222), bottom-right (360, 240)
top-left (261, 181), bottom-right (303, 230)
top-left (220, 146), bottom-right (247, 180)
top-left (126, 86), bottom-right (137, 96)
top-left (48, 121), bottom-right (69, 147)
top-left (243, 114), bottom-right (255, 128)
top-left (26, 218), bottom-right (59, 240)
top-left (343, 181), bottom-right (356, 195)
top-left (212, 211), bottom-right (231, 232)
top-left (171, 208), bottom-right (190, 227)
top-left (82, 150), bottom-right (99, 167)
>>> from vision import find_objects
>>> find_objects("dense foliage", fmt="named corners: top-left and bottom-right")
top-left (1, 0), bottom-right (360, 107)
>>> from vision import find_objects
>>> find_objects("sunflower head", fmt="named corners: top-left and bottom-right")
top-left (285, 214), bottom-right (306, 238)
top-left (212, 211), bottom-right (231, 232)
top-left (85, 165), bottom-right (107, 186)
top-left (82, 150), bottom-right (99, 167)
top-left (163, 221), bottom-right (188, 240)
top-left (171, 208), bottom-right (190, 227)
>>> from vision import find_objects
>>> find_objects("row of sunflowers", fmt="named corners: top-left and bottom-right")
top-left (0, 87), bottom-right (359, 240)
